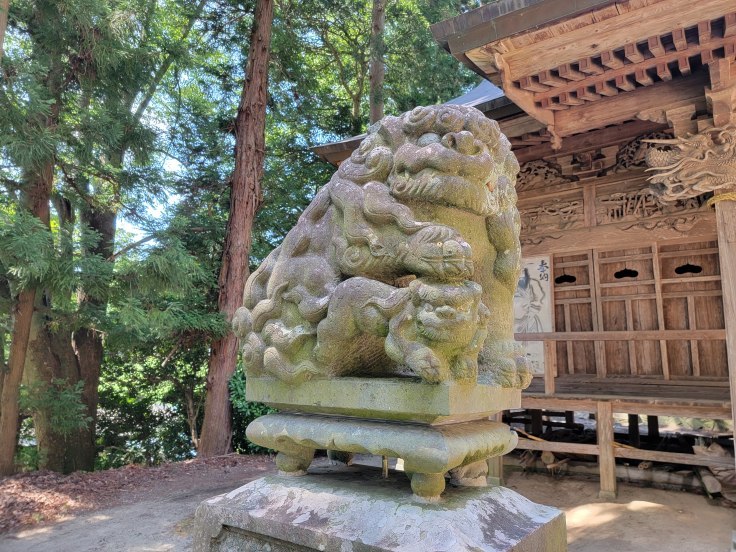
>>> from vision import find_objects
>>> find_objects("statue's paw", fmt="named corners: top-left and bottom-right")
top-left (514, 355), bottom-right (533, 389)
top-left (407, 349), bottom-right (445, 383)
top-left (452, 357), bottom-right (478, 383)
top-left (482, 358), bottom-right (518, 388)
top-left (405, 227), bottom-right (473, 279)
top-left (232, 307), bottom-right (253, 338)
top-left (242, 332), bottom-right (265, 376)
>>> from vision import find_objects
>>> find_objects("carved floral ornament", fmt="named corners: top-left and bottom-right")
top-left (645, 125), bottom-right (736, 203)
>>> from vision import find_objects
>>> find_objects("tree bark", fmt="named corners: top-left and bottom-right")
top-left (24, 304), bottom-right (79, 472)
top-left (69, 207), bottom-right (116, 471)
top-left (0, 162), bottom-right (53, 476)
top-left (369, 0), bottom-right (386, 124)
top-left (198, 0), bottom-right (273, 457)
top-left (0, 0), bottom-right (9, 62)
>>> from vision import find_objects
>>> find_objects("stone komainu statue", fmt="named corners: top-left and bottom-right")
top-left (233, 104), bottom-right (531, 388)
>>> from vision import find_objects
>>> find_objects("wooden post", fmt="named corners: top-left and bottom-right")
top-left (647, 415), bottom-right (660, 445)
top-left (597, 401), bottom-right (617, 499)
top-left (544, 340), bottom-right (556, 395)
top-left (565, 411), bottom-right (575, 428)
top-left (628, 414), bottom-right (640, 448)
top-left (715, 199), bottom-right (736, 470)
top-left (531, 409), bottom-right (543, 435)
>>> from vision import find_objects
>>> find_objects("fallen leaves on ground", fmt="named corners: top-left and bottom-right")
top-left (0, 454), bottom-right (272, 534)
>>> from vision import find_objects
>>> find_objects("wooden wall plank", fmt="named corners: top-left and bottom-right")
top-left (652, 243), bottom-right (671, 379)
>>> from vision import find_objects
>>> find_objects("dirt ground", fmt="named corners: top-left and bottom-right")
top-left (0, 455), bottom-right (734, 551)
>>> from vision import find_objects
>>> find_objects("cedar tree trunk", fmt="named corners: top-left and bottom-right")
top-left (369, 0), bottom-right (386, 124)
top-left (198, 0), bottom-right (274, 456)
top-left (0, 163), bottom-right (53, 475)
top-left (0, 0), bottom-right (9, 61)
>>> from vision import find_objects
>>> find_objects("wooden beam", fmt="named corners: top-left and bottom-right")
top-left (492, 53), bottom-right (556, 140)
top-left (714, 197), bottom-right (736, 471)
top-left (595, 80), bottom-right (618, 96)
top-left (558, 63), bottom-right (587, 81)
top-left (499, 115), bottom-right (546, 138)
top-left (624, 43), bottom-right (645, 63)
top-left (535, 35), bottom-right (736, 102)
top-left (615, 74), bottom-right (636, 91)
top-left (677, 56), bottom-right (691, 76)
top-left (554, 74), bottom-right (707, 137)
top-left (500, 0), bottom-right (736, 81)
top-left (647, 35), bottom-right (666, 57)
top-left (698, 21), bottom-right (712, 44)
top-left (601, 50), bottom-right (624, 69)
top-left (538, 98), bottom-right (566, 111)
top-left (521, 396), bottom-right (731, 419)
top-left (559, 91), bottom-right (584, 106)
top-left (515, 330), bottom-right (726, 342)
top-left (657, 62), bottom-right (672, 81)
top-left (538, 69), bottom-right (567, 87)
top-left (672, 28), bottom-right (688, 51)
top-left (725, 12), bottom-right (736, 38)
top-left (635, 68), bottom-right (654, 86)
top-left (577, 87), bottom-right (601, 102)
top-left (597, 401), bottom-right (617, 499)
top-left (515, 438), bottom-right (599, 456)
top-left (519, 76), bottom-right (551, 93)
top-left (614, 447), bottom-right (736, 469)
top-left (514, 119), bottom-right (666, 163)
top-left (579, 57), bottom-right (605, 75)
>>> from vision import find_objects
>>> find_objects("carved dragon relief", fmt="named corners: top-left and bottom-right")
top-left (516, 159), bottom-right (576, 193)
top-left (645, 125), bottom-right (736, 202)
top-left (612, 131), bottom-right (673, 173)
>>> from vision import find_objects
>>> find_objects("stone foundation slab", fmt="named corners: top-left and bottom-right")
top-left (193, 467), bottom-right (566, 552)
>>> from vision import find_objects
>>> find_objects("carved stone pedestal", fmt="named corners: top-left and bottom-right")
top-left (246, 377), bottom-right (520, 500)
top-left (246, 412), bottom-right (518, 499)
top-left (246, 376), bottom-right (520, 424)
top-left (193, 466), bottom-right (567, 552)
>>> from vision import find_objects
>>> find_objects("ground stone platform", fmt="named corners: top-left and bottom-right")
top-left (193, 465), bottom-right (566, 552)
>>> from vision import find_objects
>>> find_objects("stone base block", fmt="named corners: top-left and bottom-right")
top-left (193, 466), bottom-right (566, 552)
top-left (246, 377), bottom-right (520, 424)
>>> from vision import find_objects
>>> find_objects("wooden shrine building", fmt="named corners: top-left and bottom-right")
top-left (315, 0), bottom-right (736, 498)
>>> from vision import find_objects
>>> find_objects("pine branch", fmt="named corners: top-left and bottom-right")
top-left (107, 234), bottom-right (158, 261)
top-left (132, 0), bottom-right (207, 123)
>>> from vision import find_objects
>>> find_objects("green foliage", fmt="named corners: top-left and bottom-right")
top-left (14, 418), bottom-right (40, 471)
top-left (19, 379), bottom-right (91, 437)
top-left (96, 347), bottom-right (207, 468)
top-left (229, 368), bottom-right (274, 454)
top-left (1, 0), bottom-right (480, 472)
top-left (0, 208), bottom-right (54, 291)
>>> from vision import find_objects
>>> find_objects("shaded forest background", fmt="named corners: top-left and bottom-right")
top-left (0, 0), bottom-right (479, 474)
